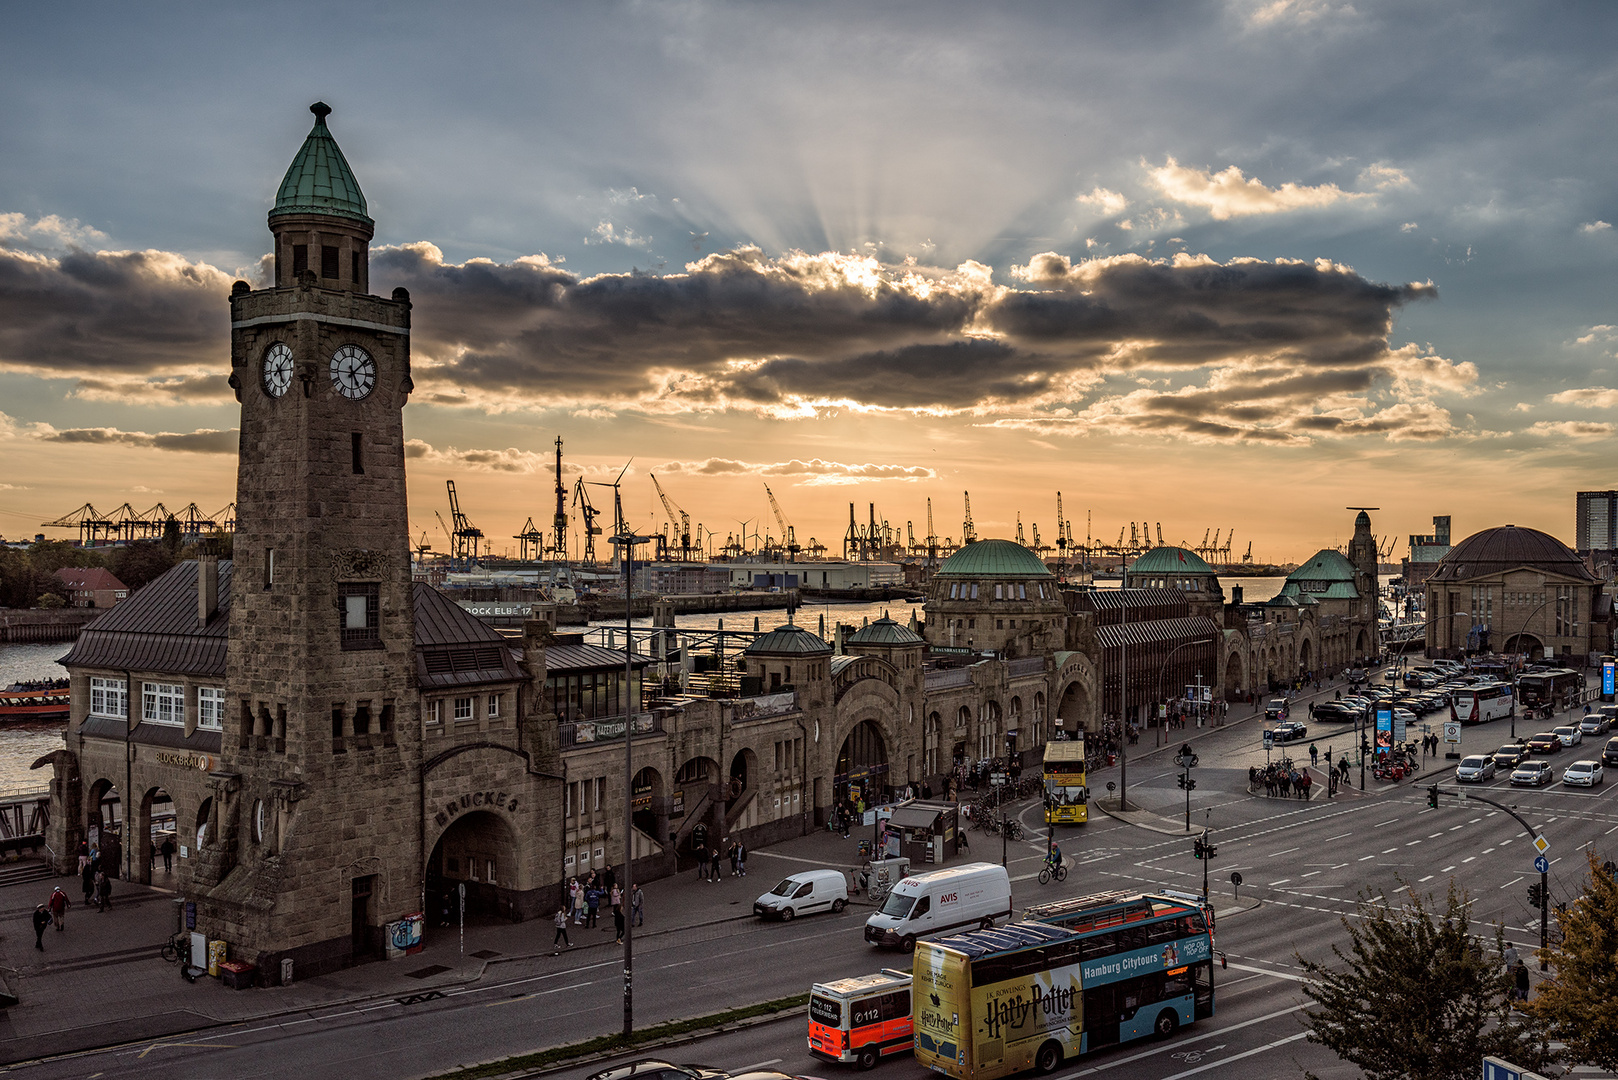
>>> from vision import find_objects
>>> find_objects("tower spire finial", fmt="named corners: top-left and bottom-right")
top-left (310, 101), bottom-right (332, 122)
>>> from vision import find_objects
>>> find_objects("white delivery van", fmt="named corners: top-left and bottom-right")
top-left (755, 868), bottom-right (850, 920)
top-left (863, 862), bottom-right (1012, 951)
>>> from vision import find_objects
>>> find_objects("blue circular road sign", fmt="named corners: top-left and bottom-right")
top-left (1534, 854), bottom-right (1550, 875)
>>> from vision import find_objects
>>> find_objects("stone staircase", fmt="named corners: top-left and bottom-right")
top-left (0, 859), bottom-right (53, 888)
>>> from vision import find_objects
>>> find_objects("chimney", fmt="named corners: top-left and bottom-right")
top-left (198, 554), bottom-right (219, 627)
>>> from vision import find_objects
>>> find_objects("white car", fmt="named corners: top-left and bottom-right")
top-left (1455, 755), bottom-right (1496, 783)
top-left (1562, 760), bottom-right (1605, 787)
top-left (1394, 707), bottom-right (1419, 729)
top-left (1552, 726), bottom-right (1583, 748)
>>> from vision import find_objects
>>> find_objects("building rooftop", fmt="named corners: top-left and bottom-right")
top-left (53, 566), bottom-right (127, 592)
top-left (744, 622), bottom-right (833, 656)
top-left (1429, 524), bottom-right (1597, 583)
top-left (935, 539), bottom-right (1054, 578)
top-left (846, 617), bottom-right (924, 646)
top-left (270, 102), bottom-right (372, 226)
top-left (1129, 546), bottom-right (1215, 575)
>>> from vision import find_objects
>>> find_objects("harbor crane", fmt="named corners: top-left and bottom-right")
top-left (571, 478), bottom-right (603, 562)
top-left (651, 473), bottom-right (693, 560)
top-left (1243, 540), bottom-right (1254, 563)
top-left (550, 436), bottom-right (569, 559)
top-left (414, 530), bottom-right (433, 566)
top-left (1016, 513), bottom-right (1027, 547)
top-left (445, 481), bottom-right (485, 567)
top-left (1055, 492), bottom-right (1068, 564)
top-left (962, 492), bottom-right (977, 546)
top-left (925, 498), bottom-right (940, 565)
top-left (763, 483), bottom-right (800, 560)
top-left (514, 517), bottom-right (545, 561)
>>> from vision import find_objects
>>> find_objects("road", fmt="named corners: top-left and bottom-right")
top-left (7, 699), bottom-right (1616, 1080)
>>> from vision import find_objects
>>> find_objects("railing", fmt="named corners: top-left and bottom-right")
top-left (559, 712), bottom-right (663, 748)
top-left (1008, 657), bottom-right (1047, 678)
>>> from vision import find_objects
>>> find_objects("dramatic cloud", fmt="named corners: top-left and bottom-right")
top-left (33, 424), bottom-right (236, 453)
top-left (404, 439), bottom-right (550, 473)
top-left (0, 243), bottom-right (230, 374)
top-left (1525, 420), bottom-right (1615, 438)
top-left (68, 370), bottom-right (231, 405)
top-left (1548, 387), bottom-right (1618, 408)
top-left (1076, 187), bottom-right (1128, 215)
top-left (656, 457), bottom-right (937, 485)
top-left (1147, 158), bottom-right (1372, 219)
top-left (0, 212), bottom-right (107, 250)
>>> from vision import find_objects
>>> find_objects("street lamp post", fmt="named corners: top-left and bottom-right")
top-left (1118, 551), bottom-right (1134, 810)
top-left (1156, 638), bottom-right (1214, 733)
top-left (610, 532), bottom-right (655, 1037)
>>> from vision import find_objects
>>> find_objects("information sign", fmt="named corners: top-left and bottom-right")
top-left (1534, 854), bottom-right (1549, 875)
top-left (1604, 660), bottom-right (1615, 698)
top-left (1375, 707), bottom-right (1393, 755)
top-left (1442, 721), bottom-right (1461, 744)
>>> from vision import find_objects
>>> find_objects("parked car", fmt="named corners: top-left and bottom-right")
top-left (1562, 760), bottom-right (1605, 787)
top-left (1345, 668), bottom-right (1367, 684)
top-left (1455, 755), bottom-right (1497, 783)
top-left (755, 869), bottom-right (851, 921)
top-left (1526, 732), bottom-right (1563, 754)
top-left (1552, 726), bottom-right (1583, 748)
top-left (1271, 721), bottom-right (1309, 743)
top-left (1511, 761), bottom-right (1554, 787)
top-left (1313, 702), bottom-right (1358, 723)
top-left (1578, 713), bottom-right (1610, 736)
top-left (1602, 737), bottom-right (1618, 768)
top-left (1393, 708), bottom-right (1419, 730)
top-left (1493, 743), bottom-right (1530, 769)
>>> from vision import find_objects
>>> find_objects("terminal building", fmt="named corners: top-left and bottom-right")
top-left (39, 105), bottom-right (1383, 981)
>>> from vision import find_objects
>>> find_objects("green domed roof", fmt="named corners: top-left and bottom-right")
top-left (1130, 546), bottom-right (1215, 574)
top-left (936, 539), bottom-right (1053, 578)
top-left (270, 103), bottom-right (373, 226)
top-left (1279, 548), bottom-right (1361, 600)
top-left (744, 623), bottom-right (832, 656)
top-left (847, 617), bottom-right (925, 647)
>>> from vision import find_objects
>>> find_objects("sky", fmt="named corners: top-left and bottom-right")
top-left (1, 1), bottom-right (1615, 564)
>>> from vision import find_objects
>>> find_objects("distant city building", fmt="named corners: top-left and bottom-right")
top-left (1402, 515), bottom-right (1452, 591)
top-left (717, 559), bottom-right (903, 592)
top-left (1575, 491), bottom-right (1618, 576)
top-left (51, 567), bottom-right (128, 609)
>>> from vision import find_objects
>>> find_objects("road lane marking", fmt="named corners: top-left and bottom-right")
top-left (734, 1060), bottom-right (783, 1072)
top-left (1441, 865), bottom-right (1456, 872)
top-left (1502, 876), bottom-right (1524, 889)
top-left (487, 981), bottom-right (592, 1007)
top-left (1222, 961), bottom-right (1310, 983)
top-left (1429, 833), bottom-right (1444, 838)
top-left (1301, 871), bottom-right (1320, 878)
top-left (1358, 855), bottom-right (1376, 861)
top-left (1322, 833), bottom-right (1352, 842)
top-left (1158, 1032), bottom-right (1311, 1080)
top-left (1406, 841), bottom-right (1422, 846)
top-left (1268, 879), bottom-right (1291, 886)
top-left (1061, 1003), bottom-right (1309, 1078)
top-left (1450, 825), bottom-right (1464, 831)
top-left (1375, 819), bottom-right (1399, 827)
top-left (1418, 875), bottom-right (1434, 882)
top-left (1382, 848), bottom-right (1398, 853)
top-left (1268, 847), bottom-right (1300, 857)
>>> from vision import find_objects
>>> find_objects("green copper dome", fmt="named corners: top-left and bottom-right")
top-left (1129, 546), bottom-right (1215, 574)
top-left (270, 103), bottom-right (373, 226)
top-left (936, 539), bottom-right (1053, 578)
top-left (847, 617), bottom-right (925, 646)
top-left (744, 623), bottom-right (832, 657)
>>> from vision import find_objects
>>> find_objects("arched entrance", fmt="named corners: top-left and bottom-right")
top-left (86, 779), bottom-right (123, 877)
top-left (426, 810), bottom-right (519, 926)
top-left (631, 766), bottom-right (664, 840)
top-left (672, 757), bottom-right (720, 859)
top-left (1224, 652), bottom-right (1245, 701)
top-left (194, 797), bottom-right (213, 854)
top-left (1055, 681), bottom-right (1090, 736)
top-left (729, 748), bottom-right (758, 803)
top-left (137, 786), bottom-right (175, 885)
top-left (836, 719), bottom-right (888, 811)
top-left (1354, 628), bottom-right (1368, 661)
top-left (1504, 633), bottom-right (1543, 658)
top-left (1298, 638), bottom-right (1313, 676)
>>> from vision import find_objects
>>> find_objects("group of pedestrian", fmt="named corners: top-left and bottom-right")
top-left (1249, 763), bottom-right (1312, 799)
top-left (554, 873), bottom-right (642, 951)
top-left (76, 840), bottom-right (114, 914)
top-left (31, 886), bottom-right (71, 951)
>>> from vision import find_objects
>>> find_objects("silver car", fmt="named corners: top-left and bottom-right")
top-left (1579, 713), bottom-right (1611, 736)
top-left (1455, 755), bottom-right (1496, 783)
top-left (1562, 760), bottom-right (1605, 787)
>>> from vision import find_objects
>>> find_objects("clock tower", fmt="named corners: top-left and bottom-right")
top-left (193, 103), bottom-right (422, 977)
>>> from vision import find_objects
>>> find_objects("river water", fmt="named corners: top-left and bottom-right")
top-left (0, 577), bottom-right (1293, 793)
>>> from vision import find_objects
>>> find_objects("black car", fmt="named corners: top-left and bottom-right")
top-left (1492, 744), bottom-right (1530, 769)
top-left (1312, 702), bottom-right (1358, 723)
top-left (1603, 737), bottom-right (1618, 768)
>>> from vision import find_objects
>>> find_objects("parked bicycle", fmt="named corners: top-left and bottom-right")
top-left (160, 932), bottom-right (202, 983)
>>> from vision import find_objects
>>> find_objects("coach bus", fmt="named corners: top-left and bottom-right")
top-left (1517, 668), bottom-right (1583, 717)
top-left (913, 894), bottom-right (1214, 1079)
top-left (1042, 740), bottom-right (1087, 825)
top-left (1453, 681), bottom-right (1514, 724)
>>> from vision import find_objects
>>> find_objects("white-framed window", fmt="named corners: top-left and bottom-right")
top-left (426, 699), bottom-right (443, 726)
top-left (89, 676), bottom-right (127, 719)
top-left (197, 687), bottom-right (225, 730)
top-left (142, 682), bottom-right (185, 726)
top-left (487, 693), bottom-right (501, 719)
top-left (453, 696), bottom-right (474, 721)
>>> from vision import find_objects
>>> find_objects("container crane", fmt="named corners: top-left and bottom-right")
top-left (925, 498), bottom-right (939, 565)
top-left (962, 492), bottom-right (976, 546)
top-left (1055, 492), bottom-right (1068, 564)
top-left (514, 517), bottom-right (545, 561)
top-left (445, 480), bottom-right (484, 567)
top-left (551, 436), bottom-right (569, 559)
top-left (763, 483), bottom-right (800, 560)
top-left (651, 473), bottom-right (693, 560)
top-left (572, 478), bottom-right (603, 562)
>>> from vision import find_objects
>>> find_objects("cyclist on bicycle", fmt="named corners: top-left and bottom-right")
top-left (1045, 843), bottom-right (1063, 872)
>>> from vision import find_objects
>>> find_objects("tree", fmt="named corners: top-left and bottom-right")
top-left (1527, 849), bottom-right (1618, 1070)
top-left (110, 540), bottom-right (177, 592)
top-left (161, 515), bottom-right (182, 557)
top-left (1296, 880), bottom-right (1551, 1080)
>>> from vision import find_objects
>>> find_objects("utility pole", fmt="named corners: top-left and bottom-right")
top-left (611, 530), bottom-right (655, 1035)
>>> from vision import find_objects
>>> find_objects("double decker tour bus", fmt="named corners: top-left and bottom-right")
top-left (913, 894), bottom-right (1214, 1079)
top-left (1453, 682), bottom-right (1514, 724)
top-left (1517, 668), bottom-right (1583, 718)
top-left (1042, 740), bottom-right (1087, 826)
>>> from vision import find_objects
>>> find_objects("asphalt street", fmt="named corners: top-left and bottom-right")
top-left (6, 695), bottom-right (1616, 1080)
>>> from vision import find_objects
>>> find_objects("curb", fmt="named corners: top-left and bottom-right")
top-left (1092, 800), bottom-right (1191, 837)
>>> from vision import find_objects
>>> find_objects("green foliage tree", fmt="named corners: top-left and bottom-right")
top-left (1527, 849), bottom-right (1618, 1070)
top-left (161, 515), bottom-right (182, 557)
top-left (110, 540), bottom-right (177, 592)
top-left (36, 591), bottom-right (66, 609)
top-left (26, 539), bottom-right (106, 575)
top-left (1296, 880), bottom-right (1551, 1080)
top-left (0, 547), bottom-right (34, 608)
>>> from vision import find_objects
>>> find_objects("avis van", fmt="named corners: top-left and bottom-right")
top-left (863, 862), bottom-right (1012, 951)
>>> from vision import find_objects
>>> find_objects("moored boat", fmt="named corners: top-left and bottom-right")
top-left (1, 679), bottom-right (70, 722)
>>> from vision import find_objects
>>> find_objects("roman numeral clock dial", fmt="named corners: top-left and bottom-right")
top-left (329, 344), bottom-right (376, 400)
top-left (261, 342), bottom-right (294, 397)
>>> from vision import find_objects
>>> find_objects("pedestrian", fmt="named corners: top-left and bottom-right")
top-left (728, 841), bottom-right (740, 877)
top-left (94, 869), bottom-right (111, 911)
top-left (33, 904), bottom-right (50, 950)
top-left (610, 884), bottom-right (622, 913)
top-left (572, 877), bottom-right (586, 924)
top-left (553, 905), bottom-right (571, 950)
top-left (585, 885), bottom-right (601, 928)
top-left (735, 840), bottom-right (747, 877)
top-left (708, 846), bottom-right (723, 882)
top-left (1309, 743), bottom-right (1319, 766)
top-left (81, 860), bottom-right (95, 906)
top-left (48, 886), bottom-right (68, 932)
top-left (160, 836), bottom-right (176, 873)
top-left (632, 883), bottom-right (644, 926)
top-left (613, 902), bottom-right (626, 944)
top-left (1513, 959), bottom-right (1530, 1003)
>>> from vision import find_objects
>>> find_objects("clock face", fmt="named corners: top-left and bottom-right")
top-left (330, 344), bottom-right (376, 400)
top-left (262, 343), bottom-right (294, 398)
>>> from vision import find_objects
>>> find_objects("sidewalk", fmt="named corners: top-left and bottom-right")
top-left (0, 823), bottom-right (916, 1065)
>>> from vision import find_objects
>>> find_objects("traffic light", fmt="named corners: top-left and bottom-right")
top-left (1427, 786), bottom-right (1439, 809)
top-left (1176, 775), bottom-right (1196, 791)
top-left (1361, 737), bottom-right (1371, 756)
top-left (1204, 842), bottom-right (1216, 861)
top-left (1192, 839), bottom-right (1204, 860)
top-left (1527, 882), bottom-right (1544, 907)
top-left (1178, 774), bottom-right (1187, 790)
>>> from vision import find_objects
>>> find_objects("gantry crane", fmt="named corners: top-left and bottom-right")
top-left (514, 517), bottom-right (545, 561)
top-left (651, 473), bottom-right (693, 560)
top-left (551, 436), bottom-right (569, 559)
top-left (572, 478), bottom-right (603, 562)
top-left (445, 481), bottom-right (485, 567)
top-left (962, 492), bottom-right (976, 546)
top-left (1055, 492), bottom-right (1068, 564)
top-left (1015, 514), bottom-right (1027, 547)
top-left (925, 498), bottom-right (939, 565)
top-left (763, 483), bottom-right (800, 560)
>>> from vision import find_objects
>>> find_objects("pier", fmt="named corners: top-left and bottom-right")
top-left (0, 608), bottom-right (100, 643)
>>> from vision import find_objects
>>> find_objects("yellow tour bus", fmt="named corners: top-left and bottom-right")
top-left (1042, 740), bottom-right (1087, 825)
top-left (913, 896), bottom-right (1214, 1078)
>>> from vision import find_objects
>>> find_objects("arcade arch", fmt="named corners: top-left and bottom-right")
top-left (426, 810), bottom-right (519, 923)
top-left (835, 719), bottom-right (888, 810)
top-left (136, 786), bottom-right (175, 885)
